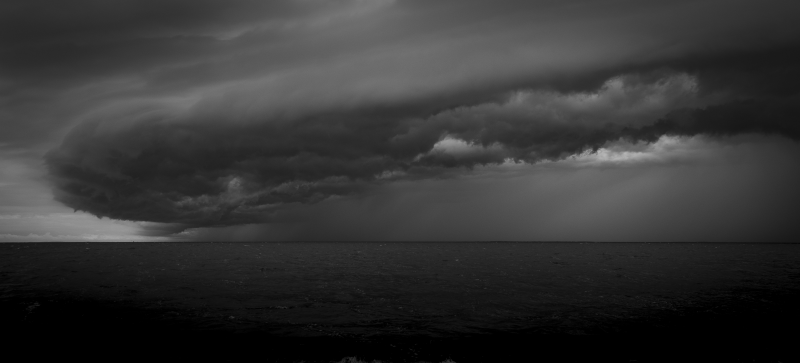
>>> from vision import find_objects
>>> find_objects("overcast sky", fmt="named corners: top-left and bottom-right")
top-left (2, 0), bottom-right (799, 242)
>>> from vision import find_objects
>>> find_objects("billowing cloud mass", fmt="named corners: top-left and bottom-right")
top-left (44, 68), bottom-right (800, 229)
top-left (3, 0), bottom-right (800, 239)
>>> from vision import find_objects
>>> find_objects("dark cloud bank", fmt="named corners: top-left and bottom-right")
top-left (45, 59), bottom-right (800, 231)
top-left (22, 0), bottom-right (800, 235)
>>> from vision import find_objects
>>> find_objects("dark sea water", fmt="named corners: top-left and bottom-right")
top-left (2, 242), bottom-right (799, 362)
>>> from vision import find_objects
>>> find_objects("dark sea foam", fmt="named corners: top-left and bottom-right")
top-left (2, 242), bottom-right (799, 362)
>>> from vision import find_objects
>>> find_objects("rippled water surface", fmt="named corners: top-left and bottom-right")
top-left (2, 242), bottom-right (799, 362)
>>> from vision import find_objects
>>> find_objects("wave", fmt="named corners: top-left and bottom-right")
top-left (334, 357), bottom-right (457, 363)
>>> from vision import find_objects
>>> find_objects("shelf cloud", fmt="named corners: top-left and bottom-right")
top-left (44, 65), bottom-right (800, 229)
top-left (2, 0), bottom-right (799, 239)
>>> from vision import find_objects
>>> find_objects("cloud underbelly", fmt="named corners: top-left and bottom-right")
top-left (44, 71), bottom-right (800, 228)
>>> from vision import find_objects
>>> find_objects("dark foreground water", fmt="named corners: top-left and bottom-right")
top-left (2, 242), bottom-right (799, 362)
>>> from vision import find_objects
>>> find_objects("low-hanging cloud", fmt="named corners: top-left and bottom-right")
top-left (44, 67), bottom-right (800, 230)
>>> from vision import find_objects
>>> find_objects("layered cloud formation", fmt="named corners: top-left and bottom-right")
top-left (45, 66), bottom-right (800, 229)
top-left (3, 0), bottom-right (799, 238)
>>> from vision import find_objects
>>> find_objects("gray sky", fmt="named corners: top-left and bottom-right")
top-left (2, 0), bottom-right (799, 241)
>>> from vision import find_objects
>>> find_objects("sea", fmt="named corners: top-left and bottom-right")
top-left (2, 242), bottom-right (799, 362)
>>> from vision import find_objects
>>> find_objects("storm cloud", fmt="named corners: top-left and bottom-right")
top-left (2, 0), bottom-right (799, 238)
top-left (44, 66), bottom-right (800, 228)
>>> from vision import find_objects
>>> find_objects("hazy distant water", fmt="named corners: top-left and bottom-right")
top-left (2, 242), bottom-right (800, 362)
